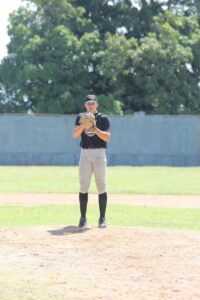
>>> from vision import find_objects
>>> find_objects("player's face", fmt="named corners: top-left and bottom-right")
top-left (85, 102), bottom-right (98, 113)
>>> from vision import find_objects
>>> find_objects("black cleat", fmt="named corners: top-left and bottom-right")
top-left (98, 217), bottom-right (106, 228)
top-left (78, 217), bottom-right (87, 229)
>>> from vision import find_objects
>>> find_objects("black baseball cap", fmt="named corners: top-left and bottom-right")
top-left (85, 95), bottom-right (98, 103)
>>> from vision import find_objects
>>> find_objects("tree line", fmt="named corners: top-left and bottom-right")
top-left (0, 0), bottom-right (199, 115)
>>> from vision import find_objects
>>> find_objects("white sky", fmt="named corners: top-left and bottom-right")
top-left (0, 0), bottom-right (24, 59)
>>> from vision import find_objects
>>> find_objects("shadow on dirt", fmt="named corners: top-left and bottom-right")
top-left (47, 226), bottom-right (91, 235)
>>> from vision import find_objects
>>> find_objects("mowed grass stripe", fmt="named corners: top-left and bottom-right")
top-left (0, 204), bottom-right (200, 231)
top-left (0, 166), bottom-right (200, 194)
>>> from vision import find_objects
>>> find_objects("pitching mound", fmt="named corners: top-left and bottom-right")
top-left (0, 225), bottom-right (200, 300)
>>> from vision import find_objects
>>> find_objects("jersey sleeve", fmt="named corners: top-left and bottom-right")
top-left (102, 115), bottom-right (110, 131)
top-left (75, 114), bottom-right (81, 126)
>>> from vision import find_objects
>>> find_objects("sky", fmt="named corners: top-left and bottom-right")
top-left (0, 0), bottom-right (24, 59)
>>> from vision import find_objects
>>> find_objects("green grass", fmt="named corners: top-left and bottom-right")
top-left (0, 204), bottom-right (200, 231)
top-left (0, 166), bottom-right (200, 194)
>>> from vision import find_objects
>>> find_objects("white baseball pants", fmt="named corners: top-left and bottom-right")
top-left (79, 148), bottom-right (107, 194)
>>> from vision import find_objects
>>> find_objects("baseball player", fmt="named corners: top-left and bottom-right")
top-left (72, 95), bottom-right (110, 228)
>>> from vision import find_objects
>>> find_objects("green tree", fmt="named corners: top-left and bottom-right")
top-left (124, 11), bottom-right (200, 114)
top-left (0, 0), bottom-right (200, 115)
top-left (165, 0), bottom-right (200, 17)
top-left (71, 0), bottom-right (164, 39)
top-left (0, 0), bottom-right (97, 113)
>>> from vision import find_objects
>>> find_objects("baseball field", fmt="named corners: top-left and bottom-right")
top-left (0, 166), bottom-right (200, 300)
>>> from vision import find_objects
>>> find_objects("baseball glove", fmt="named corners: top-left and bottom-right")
top-left (80, 112), bottom-right (96, 130)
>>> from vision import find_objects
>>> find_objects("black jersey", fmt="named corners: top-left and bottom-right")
top-left (75, 112), bottom-right (110, 149)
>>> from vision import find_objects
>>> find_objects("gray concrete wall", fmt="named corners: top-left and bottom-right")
top-left (0, 114), bottom-right (200, 166)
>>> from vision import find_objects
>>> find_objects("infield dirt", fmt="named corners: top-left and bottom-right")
top-left (0, 193), bottom-right (200, 300)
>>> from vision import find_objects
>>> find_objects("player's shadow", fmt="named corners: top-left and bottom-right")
top-left (47, 226), bottom-right (90, 236)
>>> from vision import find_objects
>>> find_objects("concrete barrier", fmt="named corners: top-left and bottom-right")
top-left (0, 114), bottom-right (200, 166)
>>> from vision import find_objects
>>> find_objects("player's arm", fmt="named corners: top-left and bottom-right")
top-left (94, 128), bottom-right (110, 142)
top-left (72, 124), bottom-right (84, 139)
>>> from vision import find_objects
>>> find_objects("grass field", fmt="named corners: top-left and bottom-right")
top-left (0, 166), bottom-right (200, 194)
top-left (0, 204), bottom-right (200, 231)
top-left (0, 166), bottom-right (200, 231)
top-left (1, 166), bottom-right (200, 300)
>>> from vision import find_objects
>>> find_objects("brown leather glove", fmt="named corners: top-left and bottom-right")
top-left (79, 112), bottom-right (96, 131)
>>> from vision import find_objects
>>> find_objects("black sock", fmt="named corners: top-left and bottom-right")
top-left (98, 192), bottom-right (107, 219)
top-left (79, 193), bottom-right (88, 218)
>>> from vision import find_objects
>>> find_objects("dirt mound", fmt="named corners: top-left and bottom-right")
top-left (0, 226), bottom-right (200, 300)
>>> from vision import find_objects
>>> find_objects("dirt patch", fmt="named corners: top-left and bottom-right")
top-left (1, 194), bottom-right (200, 299)
top-left (0, 193), bottom-right (200, 208)
top-left (0, 226), bottom-right (200, 300)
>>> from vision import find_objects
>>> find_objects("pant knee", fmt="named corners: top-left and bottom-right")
top-left (80, 185), bottom-right (90, 194)
top-left (79, 177), bottom-right (91, 194)
top-left (96, 182), bottom-right (106, 194)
